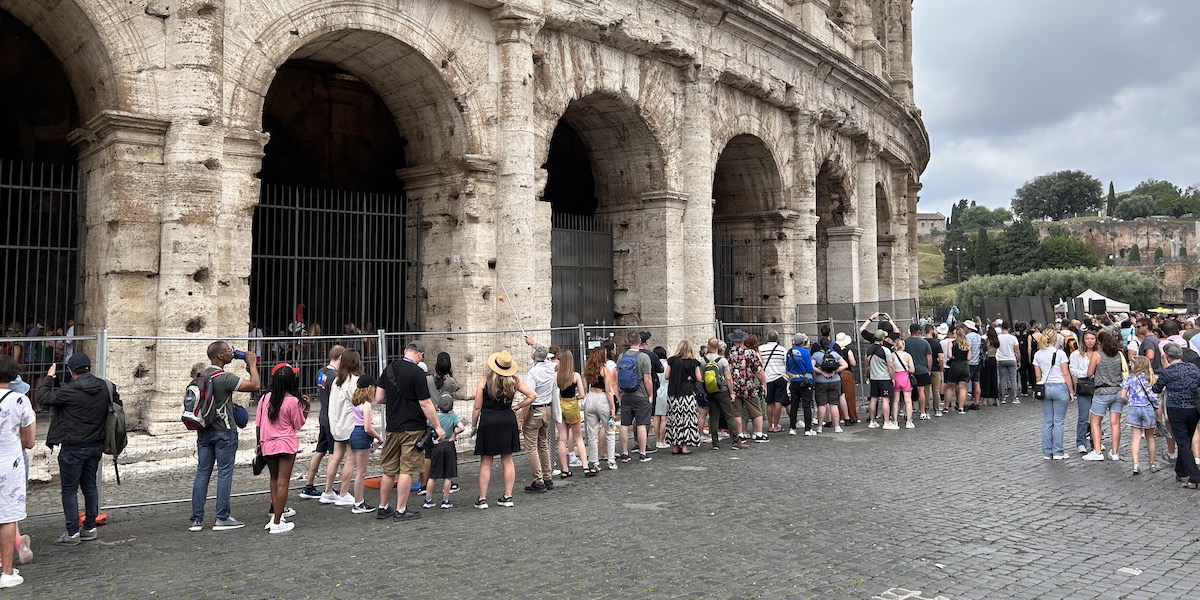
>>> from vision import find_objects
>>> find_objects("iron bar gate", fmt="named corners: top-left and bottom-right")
top-left (551, 212), bottom-right (613, 368)
top-left (251, 183), bottom-right (420, 348)
top-left (0, 159), bottom-right (81, 345)
top-left (713, 224), bottom-right (765, 324)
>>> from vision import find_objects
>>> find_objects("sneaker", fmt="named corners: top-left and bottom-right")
top-left (496, 495), bottom-right (515, 507)
top-left (79, 527), bottom-right (97, 541)
top-left (16, 534), bottom-right (31, 565)
top-left (643, 448), bottom-right (657, 454)
top-left (440, 499), bottom-right (452, 509)
top-left (803, 430), bottom-right (816, 436)
top-left (788, 428), bottom-right (797, 435)
top-left (1011, 399), bottom-right (1021, 404)
top-left (422, 499), bottom-right (435, 509)
top-left (868, 421), bottom-right (880, 429)
top-left (212, 517), bottom-right (245, 531)
top-left (524, 481), bottom-right (547, 493)
top-left (834, 426), bottom-right (844, 433)
top-left (734, 441), bottom-right (750, 450)
top-left (569, 456), bottom-right (584, 467)
top-left (415, 487), bottom-right (427, 496)
top-left (552, 469), bottom-right (562, 476)
top-left (753, 433), bottom-right (770, 443)
top-left (474, 498), bottom-right (489, 510)
top-left (882, 422), bottom-right (900, 431)
top-left (1053, 454), bottom-right (1070, 460)
top-left (639, 454), bottom-right (652, 463)
top-left (1168, 452), bottom-right (1178, 460)
top-left (280, 507), bottom-right (297, 518)
top-left (188, 519), bottom-right (203, 532)
top-left (905, 421), bottom-right (915, 430)
top-left (1078, 445), bottom-right (1088, 454)
top-left (543, 479), bottom-right (554, 490)
top-left (351, 501), bottom-right (375, 514)
top-left (0, 572), bottom-right (23, 588)
top-left (934, 411), bottom-right (943, 417)
top-left (375, 505), bottom-right (391, 519)
top-left (655, 442), bottom-right (670, 449)
top-left (1151, 463), bottom-right (1162, 473)
top-left (1000, 399), bottom-right (1007, 404)
top-left (618, 454), bottom-right (633, 463)
top-left (607, 460), bottom-right (619, 470)
top-left (957, 409), bottom-right (966, 415)
top-left (815, 427), bottom-right (823, 434)
top-left (1132, 463), bottom-right (1141, 475)
top-left (1082, 451), bottom-right (1105, 461)
top-left (1043, 455), bottom-right (1052, 460)
top-left (393, 510), bottom-right (422, 522)
top-left (450, 484), bottom-right (460, 494)
top-left (335, 493), bottom-right (356, 507)
top-left (1109, 452), bottom-right (1123, 461)
top-left (919, 413), bottom-right (930, 420)
top-left (318, 491), bottom-right (340, 504)
top-left (268, 520), bottom-right (295, 534)
top-left (299, 485), bottom-right (322, 499)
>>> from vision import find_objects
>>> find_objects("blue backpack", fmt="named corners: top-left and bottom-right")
top-left (616, 351), bottom-right (640, 392)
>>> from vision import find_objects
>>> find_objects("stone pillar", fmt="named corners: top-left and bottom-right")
top-left (877, 234), bottom-right (896, 300)
top-left (630, 190), bottom-right (689, 325)
top-left (904, 178), bottom-right (922, 299)
top-left (825, 226), bottom-right (863, 303)
top-left (679, 66), bottom-right (718, 324)
top-left (790, 110), bottom-right (819, 323)
top-left (491, 6), bottom-right (549, 333)
top-left (856, 142), bottom-right (880, 302)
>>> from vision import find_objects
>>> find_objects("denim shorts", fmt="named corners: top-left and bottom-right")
top-left (1090, 393), bottom-right (1125, 416)
top-left (1126, 404), bottom-right (1157, 430)
top-left (349, 425), bottom-right (373, 450)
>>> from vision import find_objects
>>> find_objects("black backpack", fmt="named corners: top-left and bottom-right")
top-left (819, 349), bottom-right (839, 373)
top-left (1182, 347), bottom-right (1200, 372)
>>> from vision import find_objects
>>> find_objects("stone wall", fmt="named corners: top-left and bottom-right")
top-left (3, 0), bottom-right (928, 431)
top-left (1036, 219), bottom-right (1199, 261)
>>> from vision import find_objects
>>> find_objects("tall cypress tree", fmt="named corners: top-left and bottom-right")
top-left (973, 228), bottom-right (993, 276)
top-left (1106, 181), bottom-right (1117, 216)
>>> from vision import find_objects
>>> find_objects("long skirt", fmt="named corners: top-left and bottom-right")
top-left (665, 394), bottom-right (701, 447)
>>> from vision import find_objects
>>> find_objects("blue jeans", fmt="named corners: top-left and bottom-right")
top-left (1041, 383), bottom-right (1070, 456)
top-left (191, 428), bottom-right (239, 521)
top-left (58, 443), bottom-right (103, 535)
top-left (1074, 394), bottom-right (1094, 448)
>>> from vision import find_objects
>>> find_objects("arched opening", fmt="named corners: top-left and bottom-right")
top-left (876, 182), bottom-right (894, 299)
top-left (252, 30), bottom-right (466, 340)
top-left (815, 158), bottom-right (851, 306)
top-left (0, 9), bottom-right (81, 343)
top-left (712, 134), bottom-right (785, 323)
top-left (542, 92), bottom-right (665, 338)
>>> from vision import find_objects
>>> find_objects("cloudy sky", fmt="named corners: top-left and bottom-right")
top-left (912, 0), bottom-right (1200, 217)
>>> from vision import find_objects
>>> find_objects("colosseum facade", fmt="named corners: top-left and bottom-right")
top-left (2, 0), bottom-right (928, 431)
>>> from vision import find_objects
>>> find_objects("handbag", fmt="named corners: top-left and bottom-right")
top-left (1033, 351), bottom-right (1058, 400)
top-left (252, 426), bottom-right (267, 476)
top-left (1076, 377), bottom-right (1095, 397)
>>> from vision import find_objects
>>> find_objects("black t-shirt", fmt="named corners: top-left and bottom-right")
top-left (927, 337), bottom-right (944, 370)
top-left (666, 357), bottom-right (699, 397)
top-left (381, 358), bottom-right (431, 432)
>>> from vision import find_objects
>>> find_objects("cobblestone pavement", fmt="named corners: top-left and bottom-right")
top-left (11, 398), bottom-right (1200, 599)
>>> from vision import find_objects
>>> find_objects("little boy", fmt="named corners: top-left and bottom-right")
top-left (423, 395), bottom-right (465, 509)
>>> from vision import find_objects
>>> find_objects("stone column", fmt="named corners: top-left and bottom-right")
top-left (491, 6), bottom-right (549, 333)
top-left (877, 234), bottom-right (896, 300)
top-left (856, 141), bottom-right (880, 302)
top-left (790, 110), bottom-right (819, 323)
top-left (679, 65), bottom-right (718, 324)
top-left (904, 177), bottom-right (922, 299)
top-left (825, 226), bottom-right (863, 303)
top-left (629, 190), bottom-right (689, 326)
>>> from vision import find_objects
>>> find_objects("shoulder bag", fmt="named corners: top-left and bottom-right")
top-left (1033, 351), bottom-right (1058, 400)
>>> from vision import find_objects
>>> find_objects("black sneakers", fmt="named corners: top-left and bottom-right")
top-left (524, 481), bottom-right (547, 493)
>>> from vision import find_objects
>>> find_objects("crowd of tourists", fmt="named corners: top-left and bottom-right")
top-left (2, 309), bottom-right (1198, 589)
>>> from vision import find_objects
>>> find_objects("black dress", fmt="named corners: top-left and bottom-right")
top-left (473, 386), bottom-right (521, 456)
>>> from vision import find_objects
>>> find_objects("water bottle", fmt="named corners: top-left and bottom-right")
top-left (607, 417), bottom-right (618, 434)
top-left (232, 349), bottom-right (246, 360)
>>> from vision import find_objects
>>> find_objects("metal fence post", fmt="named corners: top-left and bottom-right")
top-left (577, 323), bottom-right (586, 374)
top-left (715, 320), bottom-right (723, 340)
top-left (376, 329), bottom-right (388, 375)
top-left (96, 328), bottom-right (108, 380)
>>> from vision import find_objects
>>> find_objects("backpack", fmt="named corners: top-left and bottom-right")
top-left (616, 351), bottom-right (640, 392)
top-left (702, 357), bottom-right (727, 394)
top-left (819, 350), bottom-right (839, 374)
top-left (102, 380), bottom-right (128, 484)
top-left (1182, 347), bottom-right (1200, 372)
top-left (182, 367), bottom-right (224, 430)
top-left (1062, 333), bottom-right (1078, 356)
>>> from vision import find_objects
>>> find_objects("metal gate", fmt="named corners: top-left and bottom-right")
top-left (251, 183), bottom-right (420, 339)
top-left (0, 159), bottom-right (81, 335)
top-left (551, 213), bottom-right (613, 355)
top-left (713, 225), bottom-right (765, 324)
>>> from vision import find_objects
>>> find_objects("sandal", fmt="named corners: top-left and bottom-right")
top-left (583, 465), bottom-right (599, 477)
top-left (1151, 463), bottom-right (1162, 473)
top-left (1184, 482), bottom-right (1199, 490)
top-left (559, 471), bottom-right (573, 480)
top-left (1177, 475), bottom-right (1190, 482)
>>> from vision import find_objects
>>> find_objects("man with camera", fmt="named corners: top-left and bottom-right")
top-left (38, 353), bottom-right (120, 545)
top-left (373, 341), bottom-right (444, 522)
top-left (189, 341), bottom-right (259, 532)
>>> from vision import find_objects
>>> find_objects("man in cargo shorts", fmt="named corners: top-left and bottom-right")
top-left (374, 341), bottom-right (444, 522)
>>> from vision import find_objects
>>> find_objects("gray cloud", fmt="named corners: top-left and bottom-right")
top-left (913, 0), bottom-right (1200, 215)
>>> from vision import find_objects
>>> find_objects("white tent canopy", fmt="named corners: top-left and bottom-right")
top-left (1054, 289), bottom-right (1130, 314)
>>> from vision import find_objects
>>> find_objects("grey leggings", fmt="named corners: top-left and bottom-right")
top-left (998, 360), bottom-right (1019, 402)
top-left (582, 392), bottom-right (615, 462)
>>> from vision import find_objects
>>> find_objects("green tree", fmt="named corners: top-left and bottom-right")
top-left (1182, 246), bottom-right (1189, 259)
top-left (1039, 236), bottom-right (1099, 269)
top-left (1105, 181), bottom-right (1117, 215)
top-left (1154, 247), bottom-right (1165, 262)
top-left (958, 204), bottom-right (1014, 230)
top-left (1112, 194), bottom-right (1157, 220)
top-left (994, 220), bottom-right (1042, 275)
top-left (1011, 170), bottom-right (1103, 221)
top-left (1128, 243), bottom-right (1141, 264)
top-left (956, 266), bottom-right (1159, 312)
top-left (973, 228), bottom-right (993, 275)
top-left (941, 228), bottom-right (973, 283)
top-left (1129, 179), bottom-right (1188, 216)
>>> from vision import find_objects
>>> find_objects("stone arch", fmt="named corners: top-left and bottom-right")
top-left (0, 0), bottom-right (120, 121)
top-left (228, 11), bottom-right (485, 166)
top-left (815, 153), bottom-right (856, 305)
top-left (875, 181), bottom-right (895, 299)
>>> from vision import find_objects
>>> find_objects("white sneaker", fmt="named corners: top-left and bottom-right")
top-left (334, 493), bottom-right (356, 507)
top-left (1082, 451), bottom-right (1105, 461)
top-left (318, 491), bottom-right (340, 504)
top-left (552, 469), bottom-right (562, 476)
top-left (934, 411), bottom-right (943, 417)
top-left (1011, 399), bottom-right (1021, 404)
top-left (607, 460), bottom-right (618, 471)
top-left (882, 422), bottom-right (900, 431)
top-left (0, 572), bottom-right (23, 588)
top-left (868, 421), bottom-right (880, 429)
top-left (1109, 452), bottom-right (1123, 461)
top-left (905, 421), bottom-right (915, 429)
top-left (919, 413), bottom-right (930, 420)
top-left (834, 426), bottom-right (844, 433)
top-left (568, 453), bottom-right (583, 467)
top-left (788, 428), bottom-right (797, 435)
top-left (1077, 445), bottom-right (1088, 454)
top-left (655, 442), bottom-right (670, 449)
top-left (803, 430), bottom-right (816, 436)
top-left (268, 520), bottom-right (295, 534)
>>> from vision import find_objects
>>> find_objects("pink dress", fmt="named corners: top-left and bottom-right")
top-left (892, 353), bottom-right (913, 392)
top-left (256, 392), bottom-right (307, 456)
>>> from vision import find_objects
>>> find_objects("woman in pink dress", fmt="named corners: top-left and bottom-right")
top-left (256, 363), bottom-right (309, 533)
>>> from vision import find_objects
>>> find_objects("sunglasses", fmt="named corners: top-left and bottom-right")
top-left (271, 363), bottom-right (300, 376)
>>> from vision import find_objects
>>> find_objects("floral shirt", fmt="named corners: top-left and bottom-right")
top-left (1151, 361), bottom-right (1199, 410)
top-left (1121, 374), bottom-right (1157, 409)
top-left (727, 344), bottom-right (763, 401)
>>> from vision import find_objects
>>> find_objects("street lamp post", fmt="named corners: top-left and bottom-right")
top-left (950, 244), bottom-right (967, 283)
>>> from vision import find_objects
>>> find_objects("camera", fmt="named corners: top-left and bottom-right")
top-left (232, 349), bottom-right (246, 360)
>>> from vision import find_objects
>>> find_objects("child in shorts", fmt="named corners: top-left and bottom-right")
top-left (424, 395), bottom-right (465, 509)
top-left (1121, 355), bottom-right (1160, 474)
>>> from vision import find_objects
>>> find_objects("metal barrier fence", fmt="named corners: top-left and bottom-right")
top-left (14, 298), bottom-right (922, 512)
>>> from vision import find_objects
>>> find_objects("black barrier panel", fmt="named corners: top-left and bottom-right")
top-left (983, 298), bottom-right (1009, 326)
top-left (1090, 299), bottom-right (1107, 314)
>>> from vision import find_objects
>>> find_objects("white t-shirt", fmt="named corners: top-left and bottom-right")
top-left (758, 342), bottom-right (787, 382)
top-left (0, 390), bottom-right (34, 459)
top-left (996, 333), bottom-right (1020, 362)
top-left (1068, 350), bottom-right (1092, 379)
top-left (1034, 348), bottom-right (1069, 385)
